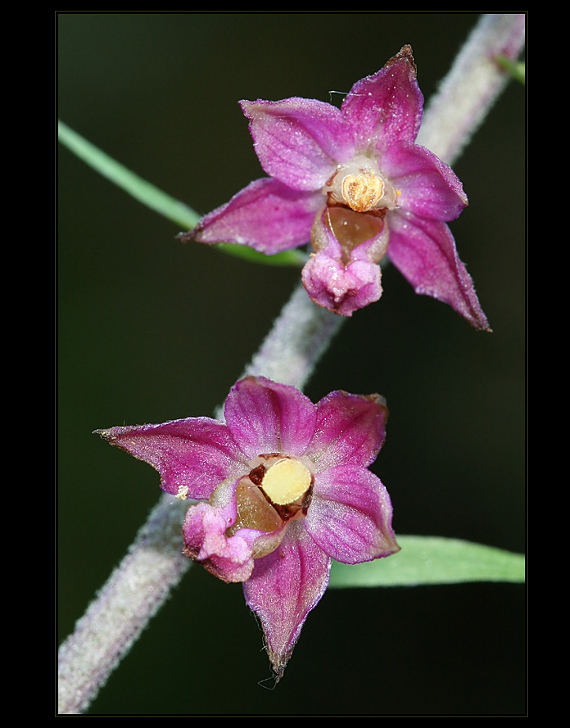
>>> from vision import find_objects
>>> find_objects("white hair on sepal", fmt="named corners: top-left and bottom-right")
top-left (328, 89), bottom-right (371, 103)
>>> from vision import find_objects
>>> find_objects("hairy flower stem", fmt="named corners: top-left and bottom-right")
top-left (416, 13), bottom-right (526, 163)
top-left (58, 285), bottom-right (343, 715)
top-left (57, 13), bottom-right (525, 714)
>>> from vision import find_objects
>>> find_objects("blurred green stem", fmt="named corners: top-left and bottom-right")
top-left (58, 120), bottom-right (201, 229)
top-left (58, 13), bottom-right (525, 715)
top-left (57, 120), bottom-right (307, 268)
top-left (496, 55), bottom-right (525, 84)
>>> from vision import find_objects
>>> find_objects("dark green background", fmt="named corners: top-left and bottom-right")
top-left (57, 12), bottom-right (525, 715)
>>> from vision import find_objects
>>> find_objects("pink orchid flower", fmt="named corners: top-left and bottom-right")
top-left (182, 45), bottom-right (489, 328)
top-left (97, 376), bottom-right (398, 679)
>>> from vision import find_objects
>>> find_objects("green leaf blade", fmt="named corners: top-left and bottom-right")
top-left (329, 536), bottom-right (525, 588)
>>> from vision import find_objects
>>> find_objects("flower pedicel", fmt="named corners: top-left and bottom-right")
top-left (96, 376), bottom-right (398, 680)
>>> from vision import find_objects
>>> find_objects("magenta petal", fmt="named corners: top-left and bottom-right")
top-left (342, 45), bottom-right (423, 154)
top-left (305, 390), bottom-right (388, 471)
top-left (301, 206), bottom-right (388, 316)
top-left (301, 248), bottom-right (382, 317)
top-left (387, 212), bottom-right (491, 330)
top-left (306, 465), bottom-right (399, 564)
top-left (240, 97), bottom-right (354, 191)
top-left (183, 475), bottom-right (288, 583)
top-left (95, 418), bottom-right (245, 499)
top-left (381, 141), bottom-right (468, 221)
top-left (182, 481), bottom-right (256, 583)
top-left (181, 178), bottom-right (321, 254)
top-left (243, 520), bottom-right (331, 680)
top-left (224, 376), bottom-right (317, 459)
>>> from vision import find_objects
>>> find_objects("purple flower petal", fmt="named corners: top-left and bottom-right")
top-left (382, 141), bottom-right (468, 221)
top-left (181, 178), bottom-right (321, 254)
top-left (224, 376), bottom-right (317, 459)
top-left (240, 98), bottom-right (354, 191)
top-left (302, 205), bottom-right (390, 316)
top-left (301, 247), bottom-right (382, 317)
top-left (387, 212), bottom-right (490, 330)
top-left (305, 390), bottom-right (388, 471)
top-left (182, 475), bottom-right (286, 583)
top-left (95, 418), bottom-right (246, 499)
top-left (243, 519), bottom-right (331, 680)
top-left (182, 486), bottom-right (255, 583)
top-left (342, 45), bottom-right (423, 155)
top-left (306, 464), bottom-right (399, 564)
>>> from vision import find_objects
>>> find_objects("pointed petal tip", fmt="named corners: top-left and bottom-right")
top-left (385, 535), bottom-right (402, 558)
top-left (267, 647), bottom-right (292, 684)
top-left (364, 391), bottom-right (389, 414)
top-left (93, 427), bottom-right (115, 442)
top-left (390, 44), bottom-right (417, 75)
top-left (176, 229), bottom-right (194, 243)
top-left (177, 226), bottom-right (209, 245)
top-left (93, 423), bottom-right (149, 444)
top-left (474, 303), bottom-right (492, 333)
top-left (363, 534), bottom-right (402, 562)
top-left (468, 309), bottom-right (492, 333)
